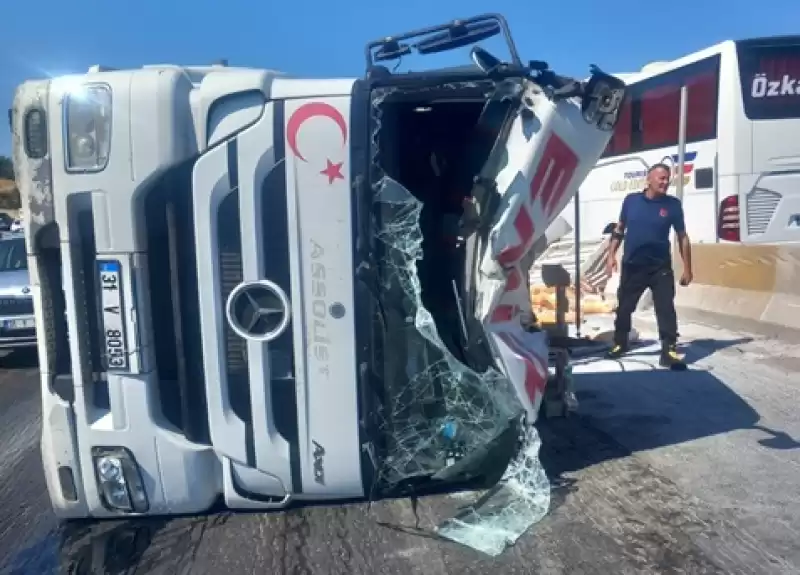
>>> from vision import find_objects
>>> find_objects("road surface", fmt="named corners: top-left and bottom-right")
top-left (1, 314), bottom-right (798, 575)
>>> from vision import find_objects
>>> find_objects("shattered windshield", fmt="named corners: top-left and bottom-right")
top-left (369, 88), bottom-right (551, 555)
top-left (371, 177), bottom-right (522, 481)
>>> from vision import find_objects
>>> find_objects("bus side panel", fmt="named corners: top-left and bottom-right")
top-left (716, 42), bottom-right (752, 182)
top-left (740, 171), bottom-right (800, 244)
top-left (745, 115), bottom-right (800, 243)
top-left (736, 36), bottom-right (800, 244)
top-left (573, 138), bottom-right (719, 245)
top-left (674, 139), bottom-right (718, 244)
top-left (564, 161), bottom-right (628, 239)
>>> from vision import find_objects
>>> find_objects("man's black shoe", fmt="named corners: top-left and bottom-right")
top-left (659, 342), bottom-right (687, 370)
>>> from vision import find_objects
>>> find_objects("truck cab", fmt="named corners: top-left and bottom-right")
top-left (11, 14), bottom-right (624, 528)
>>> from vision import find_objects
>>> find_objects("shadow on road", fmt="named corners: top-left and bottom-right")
top-left (601, 335), bottom-right (754, 366)
top-left (677, 337), bottom-right (753, 365)
top-left (539, 354), bottom-right (799, 494)
top-left (4, 513), bottom-right (237, 575)
top-left (0, 348), bottom-right (39, 370)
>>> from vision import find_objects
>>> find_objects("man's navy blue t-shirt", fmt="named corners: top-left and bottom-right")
top-left (619, 191), bottom-right (685, 266)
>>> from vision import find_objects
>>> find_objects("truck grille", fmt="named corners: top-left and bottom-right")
top-left (141, 102), bottom-right (300, 487)
top-left (194, 106), bottom-right (301, 488)
top-left (0, 297), bottom-right (34, 316)
top-left (144, 160), bottom-right (210, 445)
top-left (216, 186), bottom-right (254, 466)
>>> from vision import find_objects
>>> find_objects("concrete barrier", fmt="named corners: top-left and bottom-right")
top-left (672, 243), bottom-right (800, 331)
top-left (529, 238), bottom-right (800, 335)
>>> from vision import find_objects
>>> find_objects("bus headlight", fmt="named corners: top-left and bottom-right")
top-left (92, 447), bottom-right (149, 513)
top-left (63, 84), bottom-right (112, 172)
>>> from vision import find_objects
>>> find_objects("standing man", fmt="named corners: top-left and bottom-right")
top-left (605, 163), bottom-right (693, 369)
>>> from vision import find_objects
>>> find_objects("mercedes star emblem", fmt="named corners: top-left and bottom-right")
top-left (225, 279), bottom-right (291, 342)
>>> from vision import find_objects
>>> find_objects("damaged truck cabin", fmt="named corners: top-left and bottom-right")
top-left (11, 13), bottom-right (625, 535)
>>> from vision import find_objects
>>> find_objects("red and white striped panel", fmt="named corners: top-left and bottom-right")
top-left (483, 131), bottom-right (580, 420)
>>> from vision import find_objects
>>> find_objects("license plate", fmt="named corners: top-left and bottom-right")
top-left (97, 260), bottom-right (129, 372)
top-left (3, 317), bottom-right (35, 330)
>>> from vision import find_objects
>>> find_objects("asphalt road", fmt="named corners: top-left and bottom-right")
top-left (1, 314), bottom-right (799, 575)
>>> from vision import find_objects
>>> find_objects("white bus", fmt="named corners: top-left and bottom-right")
top-left (572, 35), bottom-right (800, 246)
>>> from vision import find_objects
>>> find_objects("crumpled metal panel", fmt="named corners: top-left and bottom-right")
top-left (369, 84), bottom-right (551, 556)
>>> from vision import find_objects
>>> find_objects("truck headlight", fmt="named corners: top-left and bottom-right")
top-left (92, 446), bottom-right (149, 513)
top-left (63, 84), bottom-right (111, 172)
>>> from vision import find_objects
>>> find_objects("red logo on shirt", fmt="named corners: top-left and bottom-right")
top-left (659, 208), bottom-right (668, 217)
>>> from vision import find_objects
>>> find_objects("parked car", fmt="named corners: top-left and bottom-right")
top-left (0, 213), bottom-right (13, 232)
top-left (0, 232), bottom-right (36, 349)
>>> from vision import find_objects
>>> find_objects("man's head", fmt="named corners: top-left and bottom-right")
top-left (646, 163), bottom-right (671, 196)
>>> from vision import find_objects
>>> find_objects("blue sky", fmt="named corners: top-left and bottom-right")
top-left (1, 0), bottom-right (799, 157)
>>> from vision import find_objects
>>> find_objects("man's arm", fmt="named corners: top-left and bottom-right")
top-left (608, 224), bottom-right (624, 259)
top-left (673, 201), bottom-right (693, 282)
top-left (606, 196), bottom-right (629, 266)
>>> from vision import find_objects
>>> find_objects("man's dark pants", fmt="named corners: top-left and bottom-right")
top-left (614, 260), bottom-right (678, 345)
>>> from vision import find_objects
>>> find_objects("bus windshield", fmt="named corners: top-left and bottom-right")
top-left (738, 37), bottom-right (800, 120)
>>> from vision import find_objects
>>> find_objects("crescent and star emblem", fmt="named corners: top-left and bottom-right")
top-left (286, 102), bottom-right (347, 185)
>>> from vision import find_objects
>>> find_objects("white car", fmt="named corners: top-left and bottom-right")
top-left (0, 232), bottom-right (36, 349)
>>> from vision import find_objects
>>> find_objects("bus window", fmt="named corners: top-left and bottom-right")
top-left (640, 82), bottom-right (680, 148)
top-left (685, 70), bottom-right (718, 140)
top-left (738, 37), bottom-right (800, 120)
top-left (600, 54), bottom-right (719, 158)
top-left (602, 95), bottom-right (632, 157)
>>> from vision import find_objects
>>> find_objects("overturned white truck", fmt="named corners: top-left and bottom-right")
top-left (11, 13), bottom-right (624, 553)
